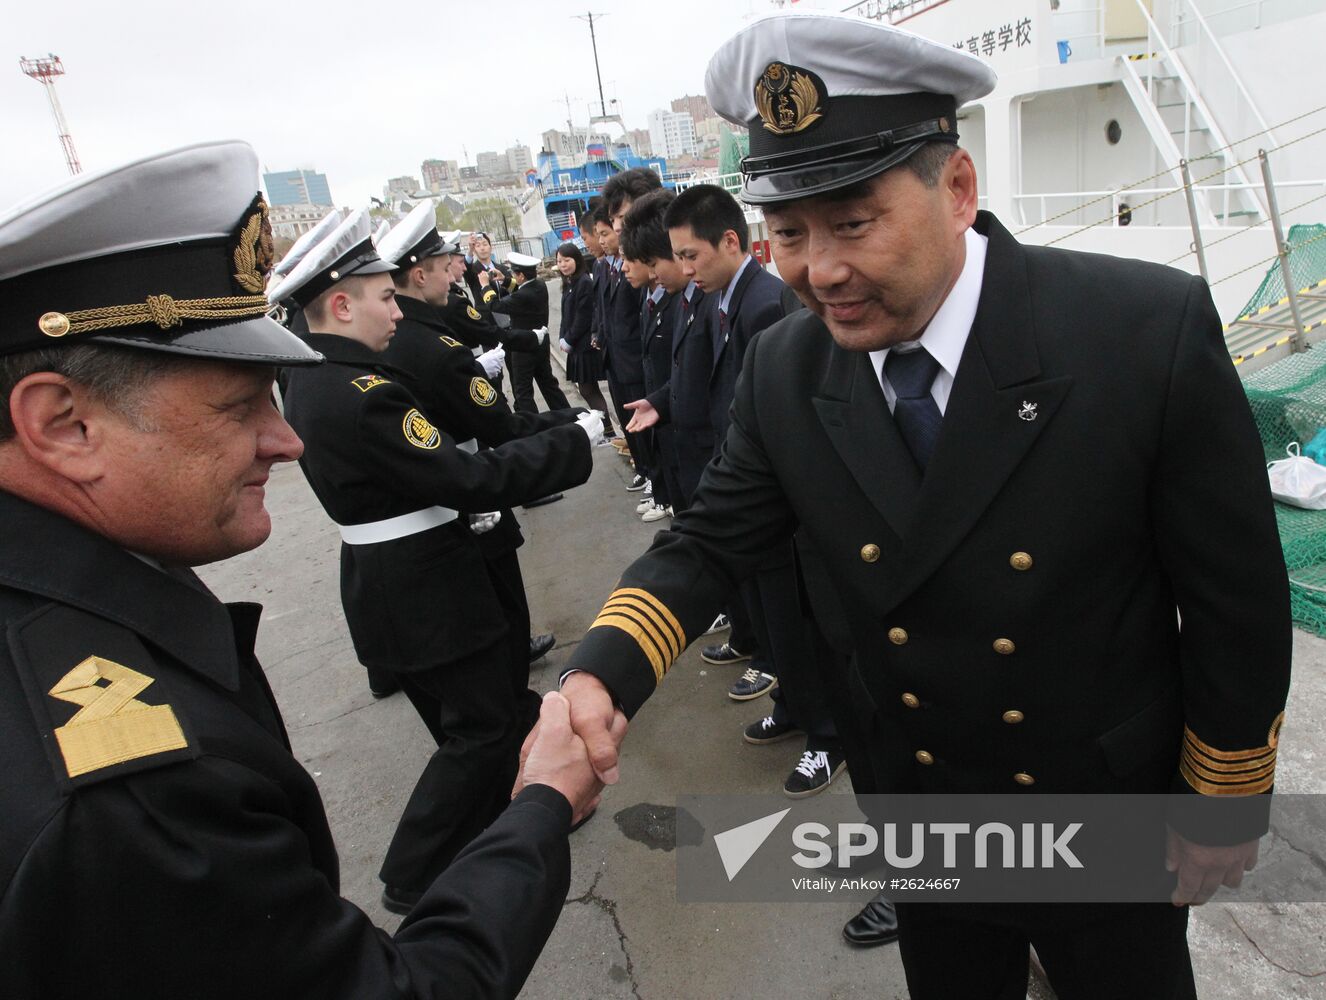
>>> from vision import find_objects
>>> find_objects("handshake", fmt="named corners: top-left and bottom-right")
top-left (516, 685), bottom-right (627, 828)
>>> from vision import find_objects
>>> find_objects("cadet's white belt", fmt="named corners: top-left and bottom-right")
top-left (457, 438), bottom-right (478, 454)
top-left (338, 506), bottom-right (458, 545)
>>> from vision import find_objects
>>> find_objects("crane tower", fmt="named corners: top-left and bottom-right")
top-left (20, 54), bottom-right (82, 175)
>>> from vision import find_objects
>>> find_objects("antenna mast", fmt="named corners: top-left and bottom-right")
top-left (20, 54), bottom-right (81, 175)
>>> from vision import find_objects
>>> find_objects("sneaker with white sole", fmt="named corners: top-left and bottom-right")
top-left (783, 748), bottom-right (847, 798)
top-left (701, 641), bottom-right (750, 665)
top-left (626, 474), bottom-right (649, 492)
top-left (728, 668), bottom-right (777, 701)
top-left (743, 715), bottom-right (802, 745)
top-left (704, 614), bottom-right (730, 635)
top-left (635, 495), bottom-right (655, 514)
top-left (641, 503), bottom-right (670, 523)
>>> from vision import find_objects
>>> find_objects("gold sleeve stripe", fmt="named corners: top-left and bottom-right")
top-left (1182, 744), bottom-right (1275, 774)
top-left (601, 594), bottom-right (682, 660)
top-left (606, 588), bottom-right (685, 651)
top-left (1183, 725), bottom-right (1278, 763)
top-left (1180, 757), bottom-right (1275, 796)
top-left (589, 611), bottom-right (667, 683)
top-left (1181, 747), bottom-right (1276, 782)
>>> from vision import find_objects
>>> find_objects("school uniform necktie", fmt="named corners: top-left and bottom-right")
top-left (884, 346), bottom-right (942, 471)
top-left (719, 308), bottom-right (729, 342)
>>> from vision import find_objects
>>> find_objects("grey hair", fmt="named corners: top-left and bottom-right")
top-left (0, 344), bottom-right (180, 441)
top-left (902, 142), bottom-right (959, 188)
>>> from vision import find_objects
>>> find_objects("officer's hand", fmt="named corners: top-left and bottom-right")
top-left (520, 692), bottom-right (602, 826)
top-left (1165, 827), bottom-right (1260, 906)
top-left (477, 269), bottom-right (491, 288)
top-left (533, 326), bottom-right (549, 344)
top-left (575, 409), bottom-right (605, 447)
top-left (559, 338), bottom-right (572, 353)
top-left (624, 398), bottom-right (659, 432)
top-left (477, 347), bottom-right (505, 380)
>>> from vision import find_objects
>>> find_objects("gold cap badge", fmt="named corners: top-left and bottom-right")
top-left (754, 62), bottom-right (825, 135)
top-left (231, 195), bottom-right (274, 295)
top-left (39, 311), bottom-right (71, 337)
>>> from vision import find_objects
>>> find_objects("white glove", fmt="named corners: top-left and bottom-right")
top-left (559, 338), bottom-right (572, 353)
top-left (477, 346), bottom-right (505, 380)
top-left (533, 326), bottom-right (549, 344)
top-left (470, 511), bottom-right (503, 534)
top-left (575, 409), bottom-right (605, 447)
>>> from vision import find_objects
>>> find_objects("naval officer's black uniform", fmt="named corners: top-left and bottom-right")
top-left (489, 273), bottom-right (572, 414)
top-left (283, 333), bottom-right (593, 894)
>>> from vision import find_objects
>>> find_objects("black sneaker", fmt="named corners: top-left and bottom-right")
top-left (743, 715), bottom-right (802, 745)
top-left (783, 748), bottom-right (847, 798)
top-left (701, 641), bottom-right (751, 665)
top-left (626, 474), bottom-right (649, 492)
top-left (381, 885), bottom-right (424, 915)
top-left (728, 668), bottom-right (776, 701)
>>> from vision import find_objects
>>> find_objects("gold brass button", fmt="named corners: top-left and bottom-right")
top-left (888, 627), bottom-right (909, 646)
top-left (901, 692), bottom-right (920, 709)
top-left (38, 311), bottom-right (70, 337)
top-left (1002, 710), bottom-right (1025, 724)
top-left (915, 750), bottom-right (934, 765)
top-left (1010, 551), bottom-right (1033, 571)
top-left (993, 638), bottom-right (1016, 655)
top-left (860, 543), bottom-right (880, 563)
top-left (1013, 772), bottom-right (1035, 786)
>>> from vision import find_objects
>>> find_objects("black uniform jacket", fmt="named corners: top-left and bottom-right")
top-left (561, 272), bottom-right (597, 353)
top-left (709, 258), bottom-right (789, 439)
top-left (640, 290), bottom-right (679, 396)
top-left (0, 490), bottom-right (573, 999)
top-left (649, 287), bottom-right (713, 436)
top-left (442, 288), bottom-right (538, 354)
top-left (384, 295), bottom-right (583, 558)
top-left (282, 333), bottom-right (592, 670)
top-left (566, 213), bottom-right (1290, 821)
top-left (601, 263), bottom-right (645, 385)
top-left (490, 276), bottom-right (549, 331)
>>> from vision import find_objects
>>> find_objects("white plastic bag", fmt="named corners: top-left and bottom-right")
top-left (1267, 442), bottom-right (1326, 509)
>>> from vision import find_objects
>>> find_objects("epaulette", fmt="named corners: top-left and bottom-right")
top-left (9, 604), bottom-right (198, 790)
top-left (351, 374), bottom-right (391, 393)
top-left (439, 335), bottom-right (464, 349)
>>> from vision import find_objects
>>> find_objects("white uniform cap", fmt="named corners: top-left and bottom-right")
top-left (704, 12), bottom-right (997, 203)
top-left (507, 251), bottom-right (541, 269)
top-left (272, 208), bottom-right (342, 278)
top-left (267, 207), bottom-right (394, 308)
top-left (377, 201), bottom-right (449, 268)
top-left (0, 139), bottom-right (319, 364)
top-left (373, 221), bottom-right (391, 246)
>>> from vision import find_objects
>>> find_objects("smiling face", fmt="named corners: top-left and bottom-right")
top-left (761, 151), bottom-right (977, 351)
top-left (556, 252), bottom-right (577, 277)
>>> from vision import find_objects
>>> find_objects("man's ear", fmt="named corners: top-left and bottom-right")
top-left (6, 373), bottom-right (112, 483)
top-left (944, 148), bottom-right (979, 231)
top-left (328, 289), bottom-right (354, 323)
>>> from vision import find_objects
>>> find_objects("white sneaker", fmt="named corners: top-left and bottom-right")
top-left (635, 495), bottom-right (655, 514)
top-left (641, 503), bottom-right (669, 523)
top-left (704, 614), bottom-right (730, 635)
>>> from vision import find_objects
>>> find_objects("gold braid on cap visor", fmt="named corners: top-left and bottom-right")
top-left (39, 293), bottom-right (270, 338)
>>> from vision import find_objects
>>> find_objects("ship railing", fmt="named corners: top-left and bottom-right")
top-left (1014, 179), bottom-right (1326, 229)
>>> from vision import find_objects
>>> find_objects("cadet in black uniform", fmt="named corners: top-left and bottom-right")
top-left (492, 251), bottom-right (572, 415)
top-left (0, 140), bottom-right (603, 999)
top-left (268, 208), bottom-right (604, 914)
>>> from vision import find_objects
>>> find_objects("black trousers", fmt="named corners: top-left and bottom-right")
top-left (606, 372), bottom-right (651, 474)
top-left (896, 902), bottom-right (1195, 1000)
top-left (378, 550), bottom-right (540, 890)
top-left (510, 337), bottom-right (571, 415)
top-left (574, 380), bottom-right (615, 435)
top-left (751, 560), bottom-right (838, 744)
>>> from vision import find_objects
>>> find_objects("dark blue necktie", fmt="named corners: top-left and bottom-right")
top-left (885, 347), bottom-right (942, 471)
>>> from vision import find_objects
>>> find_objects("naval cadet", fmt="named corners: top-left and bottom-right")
top-left (269, 208), bottom-right (603, 915)
top-left (270, 207), bottom-right (341, 335)
top-left (491, 251), bottom-right (572, 415)
top-left (0, 140), bottom-right (602, 999)
top-left (534, 13), bottom-right (1292, 999)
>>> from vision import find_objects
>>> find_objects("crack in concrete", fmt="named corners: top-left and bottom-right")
top-left (1227, 910), bottom-right (1326, 979)
top-left (1269, 829), bottom-right (1326, 877)
top-left (565, 870), bottom-right (643, 1000)
top-left (288, 697), bottom-right (381, 731)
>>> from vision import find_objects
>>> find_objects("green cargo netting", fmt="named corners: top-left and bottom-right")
top-left (1243, 347), bottom-right (1326, 633)
top-left (719, 128), bottom-right (749, 181)
top-left (1236, 223), bottom-right (1326, 319)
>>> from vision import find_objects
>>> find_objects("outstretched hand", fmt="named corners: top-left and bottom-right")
top-left (624, 398), bottom-right (659, 433)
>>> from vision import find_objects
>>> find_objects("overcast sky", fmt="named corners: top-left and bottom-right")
top-left (4, 0), bottom-right (843, 209)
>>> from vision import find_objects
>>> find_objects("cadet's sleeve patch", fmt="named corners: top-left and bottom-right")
top-left (50, 656), bottom-right (189, 779)
top-left (470, 376), bottom-right (498, 407)
top-left (466, 305), bottom-right (482, 321)
top-left (439, 335), bottom-right (463, 348)
top-left (482, 290), bottom-right (498, 304)
top-left (351, 374), bottom-right (391, 392)
top-left (403, 408), bottom-right (442, 449)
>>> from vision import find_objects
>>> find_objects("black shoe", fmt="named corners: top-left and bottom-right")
top-left (626, 474), bottom-right (648, 492)
top-left (728, 667), bottom-right (776, 701)
top-left (522, 493), bottom-right (564, 509)
top-left (842, 892), bottom-right (899, 947)
top-left (367, 669), bottom-right (400, 699)
top-left (783, 747), bottom-right (846, 798)
top-left (530, 633), bottom-right (556, 663)
top-left (743, 715), bottom-right (802, 745)
top-left (701, 641), bottom-right (751, 665)
top-left (381, 885), bottom-right (424, 916)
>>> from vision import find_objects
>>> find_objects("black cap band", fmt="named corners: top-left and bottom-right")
top-left (292, 238), bottom-right (394, 308)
